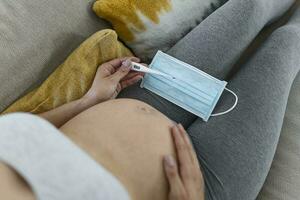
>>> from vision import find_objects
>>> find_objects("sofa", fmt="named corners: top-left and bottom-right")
top-left (0, 0), bottom-right (299, 199)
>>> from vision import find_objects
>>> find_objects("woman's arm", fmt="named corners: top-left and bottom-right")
top-left (38, 98), bottom-right (96, 128)
top-left (38, 57), bottom-right (144, 127)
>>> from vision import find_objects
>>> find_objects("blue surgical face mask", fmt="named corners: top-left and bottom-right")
top-left (140, 51), bottom-right (238, 122)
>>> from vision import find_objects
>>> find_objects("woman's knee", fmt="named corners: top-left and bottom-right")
top-left (275, 25), bottom-right (300, 39)
top-left (269, 25), bottom-right (300, 51)
top-left (236, 0), bottom-right (293, 23)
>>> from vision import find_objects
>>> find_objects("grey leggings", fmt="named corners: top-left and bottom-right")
top-left (118, 0), bottom-right (300, 199)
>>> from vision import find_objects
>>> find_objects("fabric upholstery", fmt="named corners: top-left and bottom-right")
top-left (254, 2), bottom-right (300, 199)
top-left (0, 0), bottom-right (110, 112)
top-left (257, 72), bottom-right (300, 200)
top-left (2, 30), bottom-right (132, 114)
top-left (93, 0), bottom-right (228, 61)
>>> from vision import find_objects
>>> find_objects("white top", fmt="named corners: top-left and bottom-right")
top-left (0, 113), bottom-right (130, 200)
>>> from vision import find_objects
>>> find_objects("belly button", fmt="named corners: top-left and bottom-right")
top-left (138, 105), bottom-right (156, 114)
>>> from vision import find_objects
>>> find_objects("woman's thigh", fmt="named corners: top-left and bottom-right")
top-left (188, 11), bottom-right (300, 200)
top-left (0, 163), bottom-right (35, 200)
top-left (117, 0), bottom-right (294, 127)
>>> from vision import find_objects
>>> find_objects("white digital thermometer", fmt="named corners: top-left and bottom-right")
top-left (130, 62), bottom-right (175, 79)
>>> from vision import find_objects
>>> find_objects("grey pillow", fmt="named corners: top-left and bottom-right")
top-left (0, 0), bottom-right (110, 112)
top-left (257, 72), bottom-right (300, 200)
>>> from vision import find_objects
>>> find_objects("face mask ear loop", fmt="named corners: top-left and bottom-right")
top-left (211, 88), bottom-right (238, 117)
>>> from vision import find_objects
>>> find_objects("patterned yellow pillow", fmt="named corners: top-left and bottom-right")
top-left (93, 0), bottom-right (227, 61)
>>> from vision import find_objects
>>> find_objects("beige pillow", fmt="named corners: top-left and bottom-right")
top-left (0, 0), bottom-right (110, 112)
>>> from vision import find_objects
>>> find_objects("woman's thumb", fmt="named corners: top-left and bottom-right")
top-left (111, 60), bottom-right (132, 82)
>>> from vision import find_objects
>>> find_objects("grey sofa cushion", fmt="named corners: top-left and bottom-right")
top-left (257, 72), bottom-right (300, 200)
top-left (0, 0), bottom-right (110, 112)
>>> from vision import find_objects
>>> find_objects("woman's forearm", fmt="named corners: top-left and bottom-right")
top-left (38, 98), bottom-right (96, 128)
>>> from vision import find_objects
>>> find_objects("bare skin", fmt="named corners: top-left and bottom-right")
top-left (0, 163), bottom-right (36, 200)
top-left (0, 57), bottom-right (204, 200)
top-left (60, 98), bottom-right (177, 200)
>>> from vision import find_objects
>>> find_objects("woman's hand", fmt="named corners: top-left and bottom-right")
top-left (83, 57), bottom-right (145, 105)
top-left (163, 124), bottom-right (205, 200)
top-left (39, 57), bottom-right (145, 127)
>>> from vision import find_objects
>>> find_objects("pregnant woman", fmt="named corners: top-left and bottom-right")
top-left (0, 1), bottom-right (299, 200)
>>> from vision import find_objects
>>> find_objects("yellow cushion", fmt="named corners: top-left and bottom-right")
top-left (93, 0), bottom-right (226, 61)
top-left (2, 29), bottom-right (132, 114)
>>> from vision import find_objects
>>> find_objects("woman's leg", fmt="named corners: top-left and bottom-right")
top-left (187, 9), bottom-right (300, 200)
top-left (117, 0), bottom-right (294, 127)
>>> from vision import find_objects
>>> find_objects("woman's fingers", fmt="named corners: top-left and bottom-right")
top-left (121, 62), bottom-right (147, 81)
top-left (111, 59), bottom-right (146, 82)
top-left (108, 57), bottom-right (140, 69)
top-left (173, 124), bottom-right (204, 187)
top-left (177, 124), bottom-right (198, 167)
top-left (166, 124), bottom-right (205, 200)
top-left (99, 57), bottom-right (140, 78)
top-left (117, 62), bottom-right (147, 89)
top-left (121, 71), bottom-right (144, 82)
top-left (111, 83), bottom-right (122, 99)
top-left (120, 75), bottom-right (143, 89)
top-left (172, 125), bottom-right (193, 180)
top-left (110, 61), bottom-right (133, 83)
top-left (163, 155), bottom-right (187, 200)
top-left (125, 56), bottom-right (140, 63)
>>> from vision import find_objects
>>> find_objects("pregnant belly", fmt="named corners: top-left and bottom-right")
top-left (60, 99), bottom-right (176, 200)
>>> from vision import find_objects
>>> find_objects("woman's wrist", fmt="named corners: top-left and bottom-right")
top-left (80, 94), bottom-right (105, 109)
